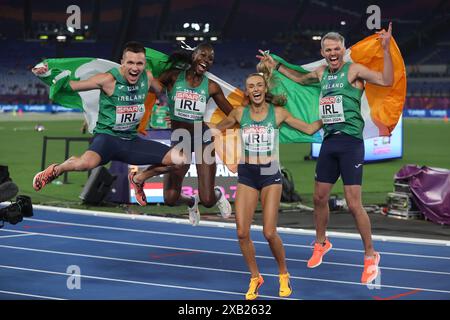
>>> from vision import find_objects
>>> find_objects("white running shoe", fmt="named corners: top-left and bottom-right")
top-left (215, 186), bottom-right (232, 219)
top-left (188, 194), bottom-right (200, 226)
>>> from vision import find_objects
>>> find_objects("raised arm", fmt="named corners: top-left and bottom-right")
top-left (257, 50), bottom-right (322, 85)
top-left (147, 69), bottom-right (164, 94)
top-left (68, 73), bottom-right (113, 91)
top-left (353, 22), bottom-right (394, 87)
top-left (211, 108), bottom-right (241, 132)
top-left (277, 108), bottom-right (322, 135)
top-left (31, 63), bottom-right (113, 92)
top-left (158, 69), bottom-right (180, 91)
top-left (209, 80), bottom-right (234, 115)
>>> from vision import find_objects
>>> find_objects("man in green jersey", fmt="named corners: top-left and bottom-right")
top-left (32, 42), bottom-right (186, 196)
top-left (259, 24), bottom-right (394, 284)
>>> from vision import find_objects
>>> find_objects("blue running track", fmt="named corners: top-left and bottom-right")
top-left (1, 206), bottom-right (449, 300)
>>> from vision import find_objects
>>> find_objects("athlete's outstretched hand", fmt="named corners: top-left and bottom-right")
top-left (31, 63), bottom-right (49, 76)
top-left (377, 22), bottom-right (392, 51)
top-left (256, 49), bottom-right (277, 70)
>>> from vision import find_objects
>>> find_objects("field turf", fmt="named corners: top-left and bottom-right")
top-left (1, 114), bottom-right (449, 213)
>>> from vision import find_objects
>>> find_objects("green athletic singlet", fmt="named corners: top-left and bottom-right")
top-left (94, 68), bottom-right (148, 139)
top-left (319, 62), bottom-right (364, 140)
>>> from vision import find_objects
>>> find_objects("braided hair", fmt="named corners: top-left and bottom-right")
top-left (167, 42), bottom-right (214, 71)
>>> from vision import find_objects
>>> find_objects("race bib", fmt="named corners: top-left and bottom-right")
top-left (319, 95), bottom-right (345, 124)
top-left (174, 91), bottom-right (206, 121)
top-left (113, 104), bottom-right (145, 131)
top-left (242, 126), bottom-right (276, 153)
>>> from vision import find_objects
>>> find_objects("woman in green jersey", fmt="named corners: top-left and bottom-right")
top-left (132, 43), bottom-right (233, 226)
top-left (212, 73), bottom-right (322, 300)
top-left (257, 25), bottom-right (394, 284)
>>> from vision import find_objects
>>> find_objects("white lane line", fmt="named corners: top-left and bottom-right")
top-left (0, 290), bottom-right (65, 300)
top-left (1, 256), bottom-right (449, 296)
top-left (1, 244), bottom-right (450, 294)
top-left (0, 233), bottom-right (36, 239)
top-left (1, 243), bottom-right (449, 277)
top-left (16, 218), bottom-right (450, 260)
top-left (0, 264), bottom-right (297, 300)
top-left (31, 204), bottom-right (450, 246)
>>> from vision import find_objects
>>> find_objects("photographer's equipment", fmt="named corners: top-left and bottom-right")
top-left (0, 165), bottom-right (11, 184)
top-left (0, 181), bottom-right (19, 202)
top-left (280, 167), bottom-right (302, 203)
top-left (0, 165), bottom-right (19, 202)
top-left (80, 166), bottom-right (116, 205)
top-left (328, 195), bottom-right (347, 211)
top-left (0, 195), bottom-right (33, 228)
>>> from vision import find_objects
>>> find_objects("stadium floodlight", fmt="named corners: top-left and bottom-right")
top-left (56, 35), bottom-right (67, 42)
top-left (183, 23), bottom-right (189, 28)
top-left (176, 36), bottom-right (186, 41)
top-left (84, 25), bottom-right (89, 30)
top-left (340, 20), bottom-right (346, 25)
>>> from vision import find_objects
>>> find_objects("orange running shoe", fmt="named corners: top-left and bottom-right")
top-left (279, 273), bottom-right (292, 297)
top-left (128, 172), bottom-right (147, 206)
top-left (32, 163), bottom-right (59, 191)
top-left (307, 239), bottom-right (332, 268)
top-left (361, 252), bottom-right (381, 284)
top-left (245, 275), bottom-right (264, 300)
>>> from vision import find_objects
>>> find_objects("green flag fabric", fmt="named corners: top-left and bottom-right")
top-left (269, 54), bottom-right (322, 143)
top-left (34, 50), bottom-right (322, 143)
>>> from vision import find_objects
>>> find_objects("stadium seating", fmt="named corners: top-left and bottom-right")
top-left (0, 0), bottom-right (449, 106)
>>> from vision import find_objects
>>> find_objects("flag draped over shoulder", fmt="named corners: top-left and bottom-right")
top-left (34, 57), bottom-right (119, 133)
top-left (33, 49), bottom-right (247, 135)
top-left (33, 34), bottom-right (405, 171)
top-left (32, 50), bottom-right (247, 171)
top-left (270, 34), bottom-right (406, 140)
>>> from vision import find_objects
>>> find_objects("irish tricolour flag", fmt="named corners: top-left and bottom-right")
top-left (33, 34), bottom-right (405, 170)
top-left (270, 33), bottom-right (406, 141)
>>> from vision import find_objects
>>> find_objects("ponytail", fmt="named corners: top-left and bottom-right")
top-left (167, 50), bottom-right (191, 70)
top-left (254, 62), bottom-right (287, 106)
top-left (266, 92), bottom-right (287, 106)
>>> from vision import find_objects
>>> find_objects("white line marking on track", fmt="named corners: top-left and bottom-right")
top-left (17, 218), bottom-right (450, 260)
top-left (0, 290), bottom-right (65, 300)
top-left (1, 244), bottom-right (449, 294)
top-left (0, 233), bottom-right (36, 239)
top-left (0, 264), bottom-right (297, 300)
top-left (31, 205), bottom-right (450, 246)
top-left (1, 242), bottom-right (449, 276)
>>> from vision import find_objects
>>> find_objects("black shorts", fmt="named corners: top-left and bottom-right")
top-left (88, 133), bottom-right (170, 166)
top-left (238, 162), bottom-right (282, 191)
top-left (170, 123), bottom-right (214, 163)
top-left (315, 133), bottom-right (364, 185)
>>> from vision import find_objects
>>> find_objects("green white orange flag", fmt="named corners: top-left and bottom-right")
top-left (270, 33), bottom-right (406, 140)
top-left (33, 34), bottom-right (405, 171)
